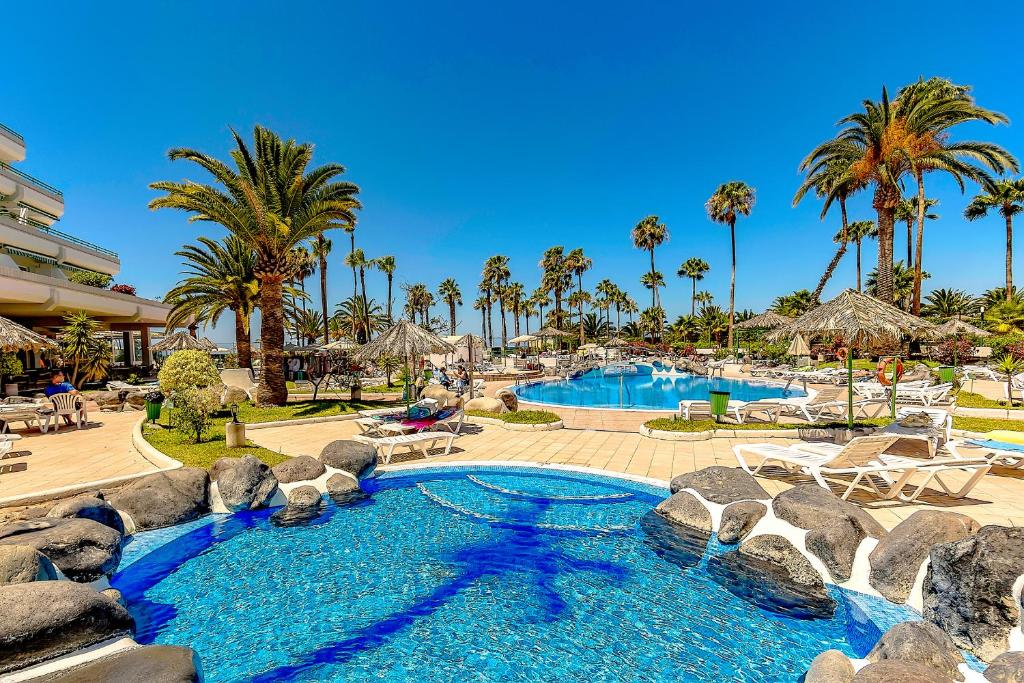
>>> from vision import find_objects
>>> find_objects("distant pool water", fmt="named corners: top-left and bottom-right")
top-left (513, 365), bottom-right (805, 410)
top-left (112, 467), bottom-right (911, 682)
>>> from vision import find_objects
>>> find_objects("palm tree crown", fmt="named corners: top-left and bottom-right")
top-left (706, 181), bottom-right (755, 348)
top-left (965, 178), bottom-right (1024, 301)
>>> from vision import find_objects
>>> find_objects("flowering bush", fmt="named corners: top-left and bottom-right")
top-left (932, 338), bottom-right (975, 365)
top-left (158, 350), bottom-right (221, 393)
top-left (110, 283), bottom-right (137, 296)
top-left (170, 386), bottom-right (221, 443)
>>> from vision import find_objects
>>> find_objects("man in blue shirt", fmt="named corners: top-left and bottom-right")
top-left (44, 370), bottom-right (81, 426)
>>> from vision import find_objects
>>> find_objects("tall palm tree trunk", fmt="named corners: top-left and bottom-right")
top-left (258, 275), bottom-right (287, 406)
top-left (480, 306), bottom-right (486, 340)
top-left (615, 303), bottom-right (621, 332)
top-left (235, 311), bottom-right (252, 369)
top-left (349, 232), bottom-right (357, 300)
top-left (691, 278), bottom-right (697, 315)
top-left (727, 220), bottom-right (736, 349)
top-left (499, 297), bottom-right (507, 350)
top-left (386, 275), bottom-right (394, 324)
top-left (906, 218), bottom-right (913, 269)
top-left (649, 249), bottom-right (657, 307)
top-left (358, 267), bottom-right (369, 338)
top-left (856, 240), bottom-right (863, 291)
top-left (1007, 213), bottom-right (1015, 300)
top-left (448, 300), bottom-right (456, 335)
top-left (912, 172), bottom-right (926, 314)
top-left (319, 252), bottom-right (329, 342)
top-left (874, 187), bottom-right (898, 303)
top-left (812, 198), bottom-right (849, 304)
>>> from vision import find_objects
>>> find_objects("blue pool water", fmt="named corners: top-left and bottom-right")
top-left (513, 366), bottom-right (805, 410)
top-left (112, 467), bottom-right (912, 682)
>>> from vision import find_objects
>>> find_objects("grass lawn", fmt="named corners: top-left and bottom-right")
top-left (954, 391), bottom-right (1021, 410)
top-left (644, 417), bottom-right (891, 432)
top-left (467, 409), bottom-right (561, 424)
top-left (817, 359), bottom-right (940, 370)
top-left (953, 416), bottom-right (1024, 433)
top-left (143, 399), bottom-right (400, 469)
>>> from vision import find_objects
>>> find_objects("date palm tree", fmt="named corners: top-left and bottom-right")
top-left (632, 216), bottom-right (668, 307)
top-left (333, 295), bottom-right (386, 341)
top-left (867, 261), bottom-right (927, 311)
top-left (483, 255), bottom-right (511, 348)
top-left (532, 288), bottom-right (551, 329)
top-left (564, 248), bottom-right (592, 344)
top-left (706, 181), bottom-right (755, 348)
top-left (344, 249), bottom-right (372, 341)
top-left (539, 247), bottom-right (570, 329)
top-left (521, 296), bottom-right (537, 335)
top-left (965, 179), bottom-right (1024, 301)
top-left (150, 126), bottom-right (359, 405)
top-left (472, 294), bottom-right (489, 341)
top-left (771, 289), bottom-right (814, 317)
top-left (505, 281), bottom-right (525, 338)
top-left (640, 271), bottom-right (665, 306)
top-left (922, 288), bottom-right (979, 320)
top-left (638, 306), bottom-right (665, 343)
top-left (372, 255), bottom-right (397, 323)
top-left (311, 235), bottom-right (332, 342)
top-left (438, 278), bottom-right (462, 335)
top-left (164, 236), bottom-right (259, 369)
top-left (694, 291), bottom-right (714, 308)
top-left (677, 258), bottom-right (710, 315)
top-left (289, 308), bottom-right (325, 345)
top-left (343, 223), bottom-right (357, 301)
top-left (794, 156), bottom-right (865, 303)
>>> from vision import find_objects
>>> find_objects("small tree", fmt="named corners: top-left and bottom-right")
top-left (0, 352), bottom-right (23, 387)
top-left (59, 311), bottom-right (112, 386)
top-left (158, 350), bottom-right (221, 394)
top-left (171, 386), bottom-right (221, 443)
top-left (378, 355), bottom-right (402, 387)
top-left (996, 354), bottom-right (1024, 406)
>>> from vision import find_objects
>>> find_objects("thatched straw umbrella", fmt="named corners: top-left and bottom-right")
top-left (768, 289), bottom-right (937, 426)
top-left (353, 320), bottom-right (455, 410)
top-left (0, 316), bottom-right (57, 352)
top-left (151, 331), bottom-right (212, 353)
top-left (533, 326), bottom-right (572, 352)
top-left (320, 338), bottom-right (359, 352)
top-left (735, 311), bottom-right (793, 330)
top-left (450, 333), bottom-right (485, 399)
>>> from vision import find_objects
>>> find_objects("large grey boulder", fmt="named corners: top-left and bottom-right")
top-left (772, 485), bottom-right (887, 540)
top-left (464, 396), bottom-right (505, 414)
top-left (805, 516), bottom-right (865, 583)
top-left (668, 466), bottom-right (769, 503)
top-left (47, 495), bottom-right (125, 536)
top-left (0, 519), bottom-right (121, 582)
top-left (420, 385), bottom-right (460, 407)
top-left (852, 661), bottom-right (954, 682)
top-left (326, 474), bottom-right (361, 496)
top-left (107, 468), bottom-right (210, 531)
top-left (717, 501), bottom-right (766, 544)
top-left (286, 485), bottom-right (322, 509)
top-left (923, 525), bottom-right (1024, 661)
top-left (739, 534), bottom-right (826, 591)
top-left (0, 545), bottom-right (58, 585)
top-left (211, 456), bottom-right (279, 512)
top-left (985, 652), bottom-right (1024, 683)
top-left (805, 650), bottom-right (855, 683)
top-left (319, 440), bottom-right (377, 479)
top-left (866, 622), bottom-right (965, 681)
top-left (221, 385), bottom-right (249, 406)
top-left (869, 510), bottom-right (979, 603)
top-left (493, 388), bottom-right (519, 412)
top-left (271, 455), bottom-right (326, 484)
top-left (654, 492), bottom-right (713, 536)
top-left (40, 644), bottom-right (201, 682)
top-left (124, 392), bottom-right (148, 410)
top-left (0, 581), bottom-right (134, 674)
top-left (92, 391), bottom-right (124, 411)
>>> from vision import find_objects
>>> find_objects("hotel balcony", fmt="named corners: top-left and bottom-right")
top-left (0, 123), bottom-right (26, 164)
top-left (0, 161), bottom-right (64, 227)
top-left (0, 213), bottom-right (118, 275)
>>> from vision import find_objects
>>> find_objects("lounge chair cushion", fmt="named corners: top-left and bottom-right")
top-left (967, 439), bottom-right (1024, 453)
top-left (983, 430), bottom-right (1024, 446)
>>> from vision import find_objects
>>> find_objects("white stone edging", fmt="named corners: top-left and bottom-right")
top-left (640, 425), bottom-right (802, 441)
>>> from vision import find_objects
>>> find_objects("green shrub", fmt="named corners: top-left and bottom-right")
top-left (66, 270), bottom-right (112, 288)
top-left (158, 349), bottom-right (221, 393)
top-left (0, 352), bottom-right (23, 382)
top-left (466, 409), bottom-right (561, 424)
top-left (170, 386), bottom-right (221, 443)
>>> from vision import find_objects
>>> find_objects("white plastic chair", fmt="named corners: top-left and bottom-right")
top-left (50, 393), bottom-right (87, 431)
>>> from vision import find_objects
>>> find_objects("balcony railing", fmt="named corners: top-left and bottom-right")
top-left (0, 123), bottom-right (24, 144)
top-left (38, 226), bottom-right (119, 260)
top-left (0, 162), bottom-right (63, 200)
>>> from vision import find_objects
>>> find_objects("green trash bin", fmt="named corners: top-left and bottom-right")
top-left (144, 400), bottom-right (161, 423)
top-left (937, 366), bottom-right (955, 383)
top-left (709, 390), bottom-right (731, 422)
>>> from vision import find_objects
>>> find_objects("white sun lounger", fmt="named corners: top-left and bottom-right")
top-left (733, 435), bottom-right (991, 502)
top-left (735, 400), bottom-right (784, 424)
top-left (945, 439), bottom-right (1024, 469)
top-left (678, 399), bottom-right (744, 422)
top-left (352, 432), bottom-right (460, 464)
top-left (0, 433), bottom-right (24, 459)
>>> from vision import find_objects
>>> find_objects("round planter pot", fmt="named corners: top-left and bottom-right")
top-left (4, 383), bottom-right (18, 397)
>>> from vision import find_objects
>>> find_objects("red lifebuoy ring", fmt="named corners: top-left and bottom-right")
top-left (876, 357), bottom-right (904, 386)
top-left (835, 348), bottom-right (848, 363)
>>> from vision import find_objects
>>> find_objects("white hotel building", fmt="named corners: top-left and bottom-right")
top-left (0, 121), bottom-right (170, 370)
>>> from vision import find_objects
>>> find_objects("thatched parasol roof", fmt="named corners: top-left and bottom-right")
top-left (446, 334), bottom-right (485, 347)
top-left (508, 334), bottom-right (537, 344)
top-left (0, 316), bottom-right (57, 352)
top-left (735, 311), bottom-right (794, 330)
top-left (352, 320), bottom-right (455, 362)
top-left (151, 331), bottom-right (213, 352)
top-left (320, 338), bottom-right (358, 351)
top-left (533, 326), bottom-right (573, 338)
top-left (930, 318), bottom-right (991, 339)
top-left (767, 289), bottom-right (936, 345)
top-left (603, 337), bottom-right (628, 347)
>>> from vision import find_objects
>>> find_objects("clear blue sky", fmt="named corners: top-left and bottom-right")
top-left (6, 1), bottom-right (1024, 342)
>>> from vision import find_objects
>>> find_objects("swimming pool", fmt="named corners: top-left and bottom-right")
top-left (112, 466), bottom-right (912, 682)
top-left (513, 364), bottom-right (805, 410)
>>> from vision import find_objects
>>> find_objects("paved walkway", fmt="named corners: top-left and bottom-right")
top-left (0, 408), bottom-right (161, 505)
top-left (249, 418), bottom-right (1024, 530)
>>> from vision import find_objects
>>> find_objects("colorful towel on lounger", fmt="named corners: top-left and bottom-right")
top-left (967, 439), bottom-right (1024, 453)
top-left (401, 408), bottom-right (457, 431)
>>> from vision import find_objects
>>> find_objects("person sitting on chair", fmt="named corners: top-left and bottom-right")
top-left (45, 370), bottom-right (82, 425)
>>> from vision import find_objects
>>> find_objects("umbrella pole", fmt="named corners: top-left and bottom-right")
top-left (847, 345), bottom-right (854, 430)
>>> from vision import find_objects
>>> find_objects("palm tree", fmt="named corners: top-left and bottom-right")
top-left (482, 255), bottom-right (511, 348)
top-left (372, 255), bottom-right (397, 323)
top-left (771, 289), bottom-right (815, 317)
top-left (638, 306), bottom-right (665, 342)
top-left (150, 126), bottom-right (360, 405)
top-left (164, 236), bottom-right (259, 369)
top-left (922, 288), bottom-right (979, 320)
top-left (620, 294), bottom-right (639, 324)
top-left (438, 278), bottom-right (462, 335)
top-left (564, 248), bottom-right (592, 344)
top-left (631, 216), bottom-right (668, 307)
top-left (895, 197), bottom-right (939, 268)
top-left (531, 288), bottom-right (551, 329)
top-left (794, 156), bottom-right (865, 303)
top-left (582, 313), bottom-right (609, 340)
top-left (333, 295), bottom-right (386, 341)
top-left (982, 287), bottom-right (1024, 308)
top-left (987, 301), bottom-right (1024, 334)
top-left (867, 261), bottom-right (927, 311)
top-left (843, 220), bottom-right (877, 291)
top-left (289, 309), bottom-right (325, 345)
top-left (567, 290), bottom-right (593, 339)
top-left (521, 296), bottom-right (537, 335)
top-left (505, 281), bottom-right (525, 338)
top-left (697, 305), bottom-right (729, 345)
top-left (402, 283), bottom-right (432, 326)
top-left (640, 272), bottom-right (665, 311)
top-left (965, 179), bottom-right (1024, 301)
top-left (472, 294), bottom-right (489, 340)
top-left (343, 223), bottom-right (358, 302)
top-left (694, 291), bottom-right (714, 308)
top-left (291, 246), bottom-right (315, 309)
top-left (706, 181), bottom-right (756, 348)
top-left (311, 235), bottom-right (332, 342)
top-left (594, 279), bottom-right (619, 332)
top-left (539, 247), bottom-right (570, 329)
top-left (677, 258), bottom-right (710, 315)
top-left (344, 249), bottom-right (372, 341)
